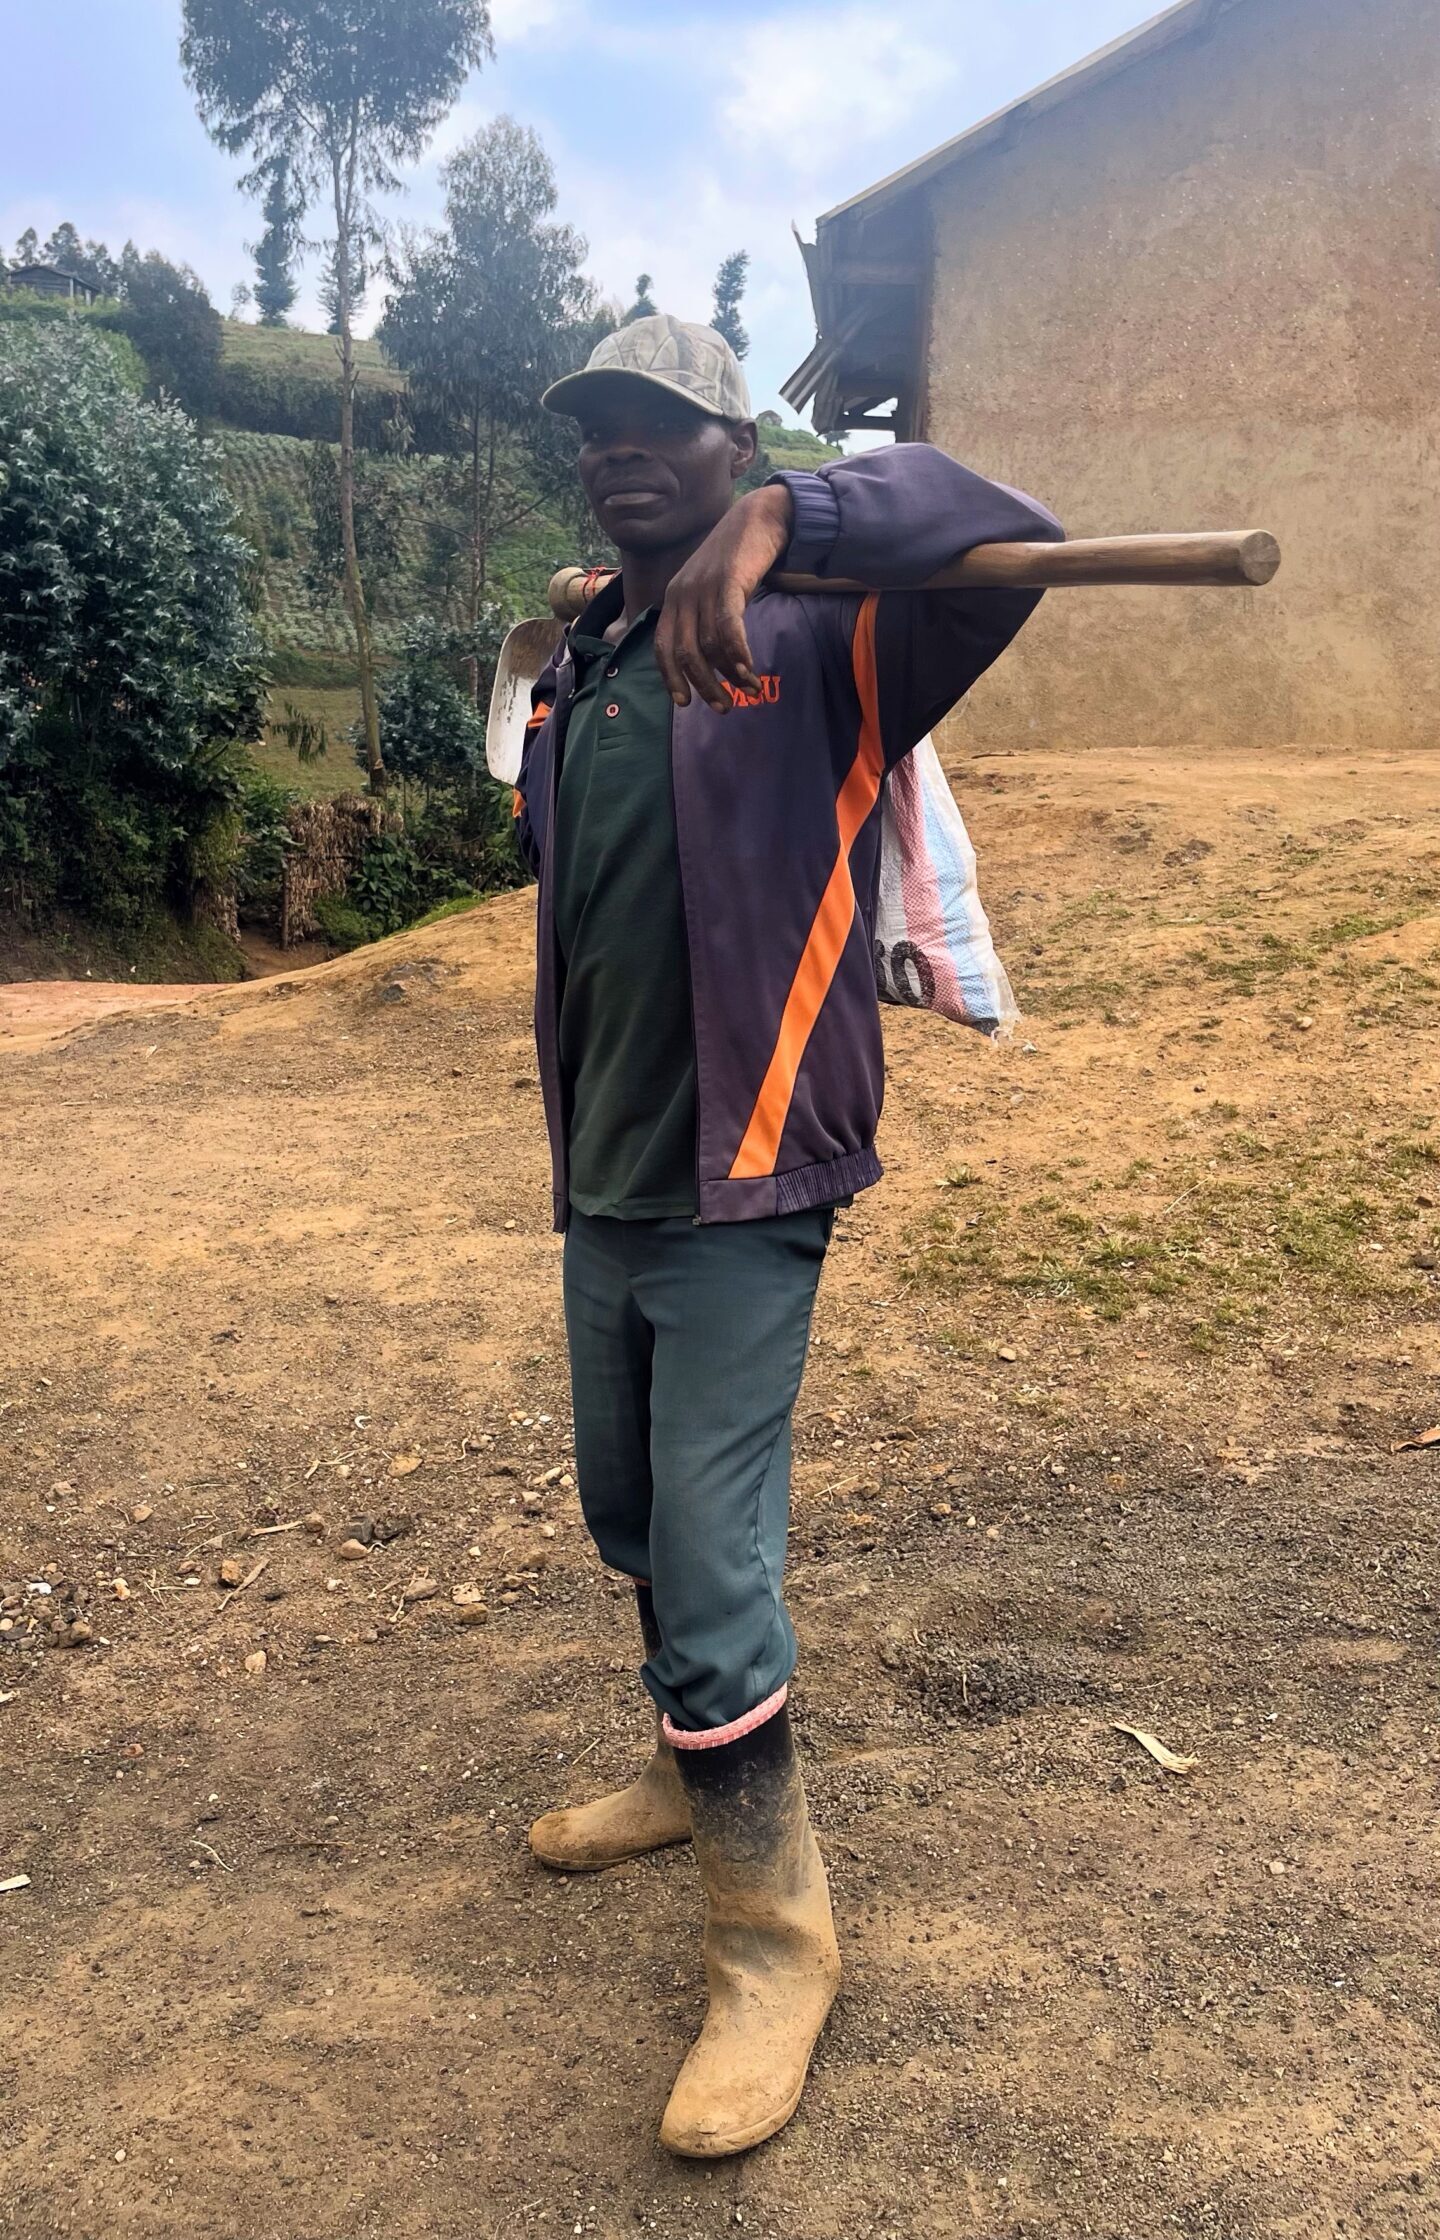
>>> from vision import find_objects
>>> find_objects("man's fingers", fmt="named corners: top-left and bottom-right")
top-left (712, 593), bottom-right (759, 695)
top-left (654, 611), bottom-right (690, 706)
top-left (672, 598), bottom-right (729, 713)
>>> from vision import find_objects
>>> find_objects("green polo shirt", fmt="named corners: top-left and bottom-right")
top-left (553, 609), bottom-right (697, 1219)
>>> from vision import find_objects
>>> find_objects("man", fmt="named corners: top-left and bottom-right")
top-left (516, 315), bottom-right (1060, 2157)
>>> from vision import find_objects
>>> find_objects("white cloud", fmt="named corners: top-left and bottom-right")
top-left (718, 5), bottom-right (961, 172)
top-left (487, 0), bottom-right (562, 45)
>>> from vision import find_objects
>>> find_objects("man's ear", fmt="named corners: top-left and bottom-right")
top-left (729, 418), bottom-right (759, 481)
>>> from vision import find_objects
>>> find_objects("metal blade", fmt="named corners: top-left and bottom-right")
top-left (486, 617), bottom-right (562, 784)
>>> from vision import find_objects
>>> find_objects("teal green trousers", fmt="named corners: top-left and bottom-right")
top-left (562, 1207), bottom-right (833, 1734)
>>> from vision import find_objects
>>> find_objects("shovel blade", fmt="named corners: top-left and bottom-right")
top-left (486, 617), bottom-right (562, 784)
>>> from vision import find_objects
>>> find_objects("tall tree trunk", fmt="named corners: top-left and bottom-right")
top-left (465, 399), bottom-right (482, 704)
top-left (332, 143), bottom-right (383, 791)
top-left (479, 415), bottom-right (497, 606)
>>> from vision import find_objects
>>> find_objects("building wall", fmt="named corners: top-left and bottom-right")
top-left (921, 0), bottom-right (1438, 753)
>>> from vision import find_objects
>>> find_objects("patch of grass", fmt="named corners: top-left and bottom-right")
top-left (253, 688), bottom-right (363, 797)
top-left (904, 1152), bottom-right (1421, 1343)
top-left (221, 319), bottom-right (405, 393)
top-left (409, 894), bottom-right (483, 931)
top-left (1388, 1137), bottom-right (1440, 1174)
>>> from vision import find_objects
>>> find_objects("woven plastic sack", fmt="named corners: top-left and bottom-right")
top-left (872, 735), bottom-right (1018, 1036)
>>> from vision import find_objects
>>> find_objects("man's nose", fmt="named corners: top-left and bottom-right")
top-left (600, 435), bottom-right (650, 461)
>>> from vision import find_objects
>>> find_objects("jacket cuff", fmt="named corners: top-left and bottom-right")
top-left (767, 469), bottom-right (841, 575)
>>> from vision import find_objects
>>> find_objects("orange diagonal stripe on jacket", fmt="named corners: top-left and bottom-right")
top-left (729, 594), bottom-right (886, 1182)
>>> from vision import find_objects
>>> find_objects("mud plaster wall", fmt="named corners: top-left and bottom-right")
top-left (921, 0), bottom-right (1439, 756)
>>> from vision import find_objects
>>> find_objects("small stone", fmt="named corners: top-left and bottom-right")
top-left (130, 1502), bottom-right (153, 1525)
top-left (929, 1501), bottom-right (953, 1520)
top-left (499, 1590), bottom-right (521, 1606)
top-left (401, 1574), bottom-right (439, 1604)
top-left (451, 1583), bottom-right (485, 1605)
top-left (539, 1523), bottom-right (558, 1539)
top-left (217, 1557), bottom-right (246, 1589)
top-left (60, 1620), bottom-right (93, 1648)
top-left (50, 1480), bottom-right (74, 1500)
top-left (338, 1539), bottom-right (370, 1562)
top-left (1411, 1251), bottom-right (1437, 1272)
top-left (454, 1602), bottom-right (489, 1626)
top-left (997, 1346), bottom-right (1018, 1363)
top-left (1267, 1858), bottom-right (1287, 1876)
top-left (303, 1512), bottom-right (327, 1538)
top-left (244, 1649), bottom-right (267, 1675)
top-left (113, 1579), bottom-right (130, 1600)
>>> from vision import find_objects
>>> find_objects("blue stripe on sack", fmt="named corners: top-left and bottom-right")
top-left (917, 764), bottom-right (998, 1022)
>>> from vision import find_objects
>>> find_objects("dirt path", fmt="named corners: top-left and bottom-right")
top-left (2, 746), bottom-right (1438, 2240)
top-left (0, 979), bottom-right (207, 1047)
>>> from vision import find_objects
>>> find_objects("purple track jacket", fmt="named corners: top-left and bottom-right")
top-left (516, 445), bottom-right (1062, 1229)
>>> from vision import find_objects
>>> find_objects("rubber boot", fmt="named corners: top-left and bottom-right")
top-left (529, 1583), bottom-right (691, 1872)
top-left (660, 1704), bottom-right (840, 2159)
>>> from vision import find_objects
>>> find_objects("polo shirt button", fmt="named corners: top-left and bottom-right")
top-left (605, 702), bottom-right (620, 718)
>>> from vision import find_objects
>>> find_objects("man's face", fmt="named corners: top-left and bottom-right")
top-left (575, 378), bottom-right (758, 552)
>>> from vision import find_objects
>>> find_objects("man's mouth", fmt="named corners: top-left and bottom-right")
top-left (601, 485), bottom-right (667, 506)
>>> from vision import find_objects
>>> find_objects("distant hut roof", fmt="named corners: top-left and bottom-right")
top-left (5, 262), bottom-right (102, 301)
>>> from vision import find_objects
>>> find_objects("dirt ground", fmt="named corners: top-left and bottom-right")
top-left (3, 739), bottom-right (1438, 2240)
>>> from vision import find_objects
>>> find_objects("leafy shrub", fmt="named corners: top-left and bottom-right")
top-left (235, 768), bottom-right (298, 907)
top-left (0, 320), bottom-right (266, 928)
top-left (312, 892), bottom-right (375, 948)
top-left (363, 616), bottom-right (492, 788)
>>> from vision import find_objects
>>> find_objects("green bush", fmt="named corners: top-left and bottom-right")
top-left (0, 319), bottom-right (266, 929)
top-left (313, 892), bottom-right (375, 949)
top-left (235, 767), bottom-right (299, 907)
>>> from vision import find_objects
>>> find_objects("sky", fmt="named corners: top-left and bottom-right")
top-left (1, 0), bottom-right (1170, 421)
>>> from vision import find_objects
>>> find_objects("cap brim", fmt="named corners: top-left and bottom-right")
top-left (540, 365), bottom-right (733, 421)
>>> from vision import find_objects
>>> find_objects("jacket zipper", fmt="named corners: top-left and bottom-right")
top-left (669, 708), bottom-right (704, 1225)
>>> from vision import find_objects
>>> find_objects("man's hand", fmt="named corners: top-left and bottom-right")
top-left (654, 484), bottom-right (794, 713)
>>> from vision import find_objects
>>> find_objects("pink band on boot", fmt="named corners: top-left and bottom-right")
top-left (663, 1685), bottom-right (788, 1750)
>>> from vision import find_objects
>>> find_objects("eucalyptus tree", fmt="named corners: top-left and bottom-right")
top-left (180, 0), bottom-right (493, 788)
top-left (379, 116), bottom-right (596, 683)
top-left (711, 251), bottom-right (750, 360)
top-left (250, 161), bottom-right (303, 326)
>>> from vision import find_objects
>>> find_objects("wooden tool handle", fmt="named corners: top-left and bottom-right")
top-left (548, 531), bottom-right (1279, 621)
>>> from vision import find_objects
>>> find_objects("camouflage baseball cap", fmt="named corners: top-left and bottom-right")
top-left (542, 314), bottom-right (752, 423)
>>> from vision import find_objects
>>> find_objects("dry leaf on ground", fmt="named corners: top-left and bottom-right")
top-left (1113, 1723), bottom-right (1200, 1775)
top-left (1392, 1425), bottom-right (1440, 1454)
top-left (390, 1453), bottom-right (423, 1476)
